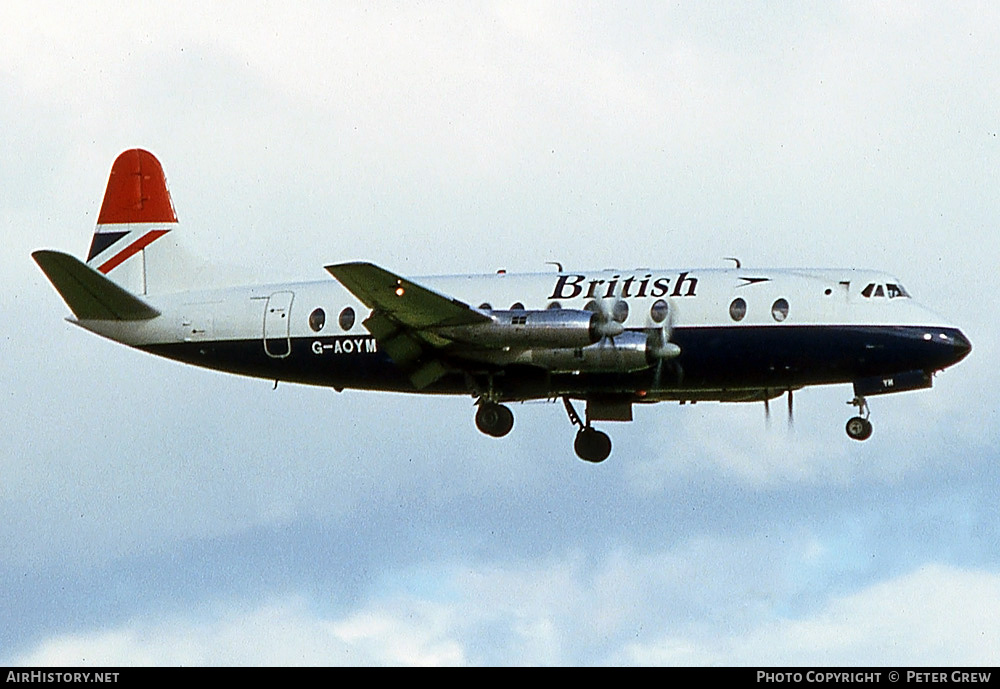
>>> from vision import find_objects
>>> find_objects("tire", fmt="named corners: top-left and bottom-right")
top-left (574, 428), bottom-right (612, 463)
top-left (476, 403), bottom-right (514, 437)
top-left (846, 416), bottom-right (873, 441)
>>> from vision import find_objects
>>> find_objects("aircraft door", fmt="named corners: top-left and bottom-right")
top-left (263, 291), bottom-right (294, 358)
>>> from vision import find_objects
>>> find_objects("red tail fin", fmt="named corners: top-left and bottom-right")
top-left (82, 149), bottom-right (222, 294)
top-left (87, 149), bottom-right (177, 265)
top-left (97, 149), bottom-right (177, 225)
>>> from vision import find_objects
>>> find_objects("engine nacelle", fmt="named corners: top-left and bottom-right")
top-left (437, 309), bottom-right (602, 349)
top-left (524, 331), bottom-right (652, 372)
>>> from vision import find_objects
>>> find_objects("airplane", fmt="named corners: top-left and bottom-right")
top-left (33, 149), bottom-right (972, 463)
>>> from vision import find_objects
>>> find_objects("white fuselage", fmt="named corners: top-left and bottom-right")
top-left (72, 266), bottom-right (967, 401)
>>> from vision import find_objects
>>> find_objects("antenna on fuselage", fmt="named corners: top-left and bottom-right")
top-left (724, 257), bottom-right (742, 269)
top-left (545, 261), bottom-right (564, 272)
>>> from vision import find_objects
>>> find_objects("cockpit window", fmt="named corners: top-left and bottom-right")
top-left (862, 282), bottom-right (911, 299)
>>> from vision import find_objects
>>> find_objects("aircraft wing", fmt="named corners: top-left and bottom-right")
top-left (325, 261), bottom-right (490, 388)
top-left (326, 262), bottom-right (488, 331)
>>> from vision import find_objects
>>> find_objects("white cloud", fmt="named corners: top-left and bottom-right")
top-left (12, 558), bottom-right (1000, 666)
top-left (625, 563), bottom-right (1000, 666)
top-left (12, 595), bottom-right (463, 666)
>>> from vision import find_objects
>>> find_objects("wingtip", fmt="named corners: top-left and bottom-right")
top-left (31, 248), bottom-right (70, 271)
top-left (324, 261), bottom-right (377, 277)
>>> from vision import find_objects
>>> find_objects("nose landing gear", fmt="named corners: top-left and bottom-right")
top-left (846, 396), bottom-right (873, 441)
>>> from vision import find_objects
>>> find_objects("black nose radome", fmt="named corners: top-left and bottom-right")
top-left (953, 330), bottom-right (972, 362)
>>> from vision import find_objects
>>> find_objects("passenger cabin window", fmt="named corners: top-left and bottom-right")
top-left (612, 300), bottom-right (629, 322)
top-left (650, 299), bottom-right (669, 323)
top-left (729, 298), bottom-right (746, 322)
top-left (309, 308), bottom-right (326, 332)
top-left (771, 298), bottom-right (789, 322)
top-left (338, 307), bottom-right (356, 331)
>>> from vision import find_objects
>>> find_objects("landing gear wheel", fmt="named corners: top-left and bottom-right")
top-left (846, 416), bottom-right (873, 441)
top-left (574, 427), bottom-right (612, 463)
top-left (475, 402), bottom-right (514, 438)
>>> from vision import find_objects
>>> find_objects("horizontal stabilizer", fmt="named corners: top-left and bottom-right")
top-left (32, 250), bottom-right (160, 321)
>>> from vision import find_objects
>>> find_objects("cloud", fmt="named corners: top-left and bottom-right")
top-left (625, 563), bottom-right (1000, 666)
top-left (9, 595), bottom-right (461, 666)
top-left (11, 557), bottom-right (1000, 666)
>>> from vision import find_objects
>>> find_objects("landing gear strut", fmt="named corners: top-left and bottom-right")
top-left (845, 396), bottom-right (873, 441)
top-left (563, 397), bottom-right (612, 463)
top-left (475, 401), bottom-right (514, 438)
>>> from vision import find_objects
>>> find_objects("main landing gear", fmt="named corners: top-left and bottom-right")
top-left (475, 401), bottom-right (514, 438)
top-left (845, 395), bottom-right (873, 441)
top-left (563, 397), bottom-right (612, 463)
top-left (473, 397), bottom-right (612, 463)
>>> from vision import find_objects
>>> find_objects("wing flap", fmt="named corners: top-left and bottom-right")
top-left (32, 250), bottom-right (160, 321)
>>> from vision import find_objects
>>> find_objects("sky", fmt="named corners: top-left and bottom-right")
top-left (2, 1), bottom-right (999, 666)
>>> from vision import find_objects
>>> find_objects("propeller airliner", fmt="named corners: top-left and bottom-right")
top-left (33, 150), bottom-right (971, 462)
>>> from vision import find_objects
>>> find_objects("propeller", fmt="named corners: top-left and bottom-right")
top-left (586, 291), bottom-right (682, 387)
top-left (763, 389), bottom-right (794, 428)
top-left (645, 298), bottom-right (682, 389)
top-left (586, 289), bottom-right (628, 343)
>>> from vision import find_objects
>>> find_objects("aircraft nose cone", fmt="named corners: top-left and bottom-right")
top-left (953, 330), bottom-right (972, 362)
